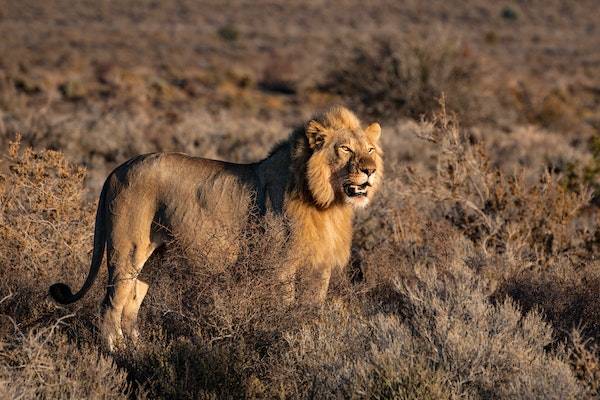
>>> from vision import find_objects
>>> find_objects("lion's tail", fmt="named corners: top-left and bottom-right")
top-left (49, 180), bottom-right (108, 305)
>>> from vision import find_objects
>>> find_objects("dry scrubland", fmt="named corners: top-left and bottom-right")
top-left (2, 0), bottom-right (600, 398)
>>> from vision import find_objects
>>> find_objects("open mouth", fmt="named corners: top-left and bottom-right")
top-left (344, 182), bottom-right (369, 197)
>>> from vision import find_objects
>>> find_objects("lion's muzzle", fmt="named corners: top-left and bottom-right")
top-left (344, 181), bottom-right (370, 197)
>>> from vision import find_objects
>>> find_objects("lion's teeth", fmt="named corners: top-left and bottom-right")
top-left (345, 184), bottom-right (368, 197)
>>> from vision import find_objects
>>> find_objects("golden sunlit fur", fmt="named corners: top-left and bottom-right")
top-left (49, 106), bottom-right (383, 351)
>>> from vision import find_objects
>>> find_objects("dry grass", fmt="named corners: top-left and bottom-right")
top-left (3, 104), bottom-right (600, 397)
top-left (2, 1), bottom-right (600, 398)
top-left (1, 314), bottom-right (131, 399)
top-left (321, 35), bottom-right (484, 123)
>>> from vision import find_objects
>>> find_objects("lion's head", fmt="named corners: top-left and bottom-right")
top-left (299, 106), bottom-right (383, 209)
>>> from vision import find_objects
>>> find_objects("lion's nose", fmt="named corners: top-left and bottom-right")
top-left (360, 166), bottom-right (376, 176)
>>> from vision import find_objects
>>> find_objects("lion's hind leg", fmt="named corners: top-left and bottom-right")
top-left (121, 238), bottom-right (161, 345)
top-left (100, 247), bottom-right (134, 352)
top-left (101, 239), bottom-right (156, 351)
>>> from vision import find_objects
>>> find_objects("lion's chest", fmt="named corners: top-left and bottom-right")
top-left (286, 201), bottom-right (353, 269)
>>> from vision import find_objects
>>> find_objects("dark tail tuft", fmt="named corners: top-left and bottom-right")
top-left (49, 283), bottom-right (75, 304)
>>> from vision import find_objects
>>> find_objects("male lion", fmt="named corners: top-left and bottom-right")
top-left (49, 106), bottom-right (383, 350)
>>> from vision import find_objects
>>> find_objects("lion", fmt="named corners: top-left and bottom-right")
top-left (49, 106), bottom-right (383, 350)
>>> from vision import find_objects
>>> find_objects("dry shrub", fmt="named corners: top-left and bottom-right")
top-left (409, 104), bottom-right (599, 366)
top-left (497, 261), bottom-right (600, 348)
top-left (0, 315), bottom-right (131, 399)
top-left (386, 261), bottom-right (581, 399)
top-left (122, 335), bottom-right (253, 399)
top-left (568, 330), bottom-right (600, 396)
top-left (510, 80), bottom-right (589, 133)
top-left (0, 137), bottom-right (97, 335)
top-left (322, 35), bottom-right (482, 122)
top-left (270, 299), bottom-right (453, 399)
top-left (0, 137), bottom-right (93, 276)
top-left (273, 258), bottom-right (585, 399)
top-left (409, 100), bottom-right (590, 265)
top-left (0, 119), bottom-right (598, 398)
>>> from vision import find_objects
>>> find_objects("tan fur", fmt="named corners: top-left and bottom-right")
top-left (49, 106), bottom-right (384, 351)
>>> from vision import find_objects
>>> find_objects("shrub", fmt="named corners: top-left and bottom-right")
top-left (272, 260), bottom-right (586, 399)
top-left (0, 315), bottom-right (131, 399)
top-left (408, 100), bottom-right (590, 264)
top-left (568, 330), bottom-right (600, 396)
top-left (510, 82), bottom-right (585, 132)
top-left (0, 136), bottom-right (98, 339)
top-left (1, 120), bottom-right (599, 398)
top-left (321, 35), bottom-right (482, 122)
top-left (0, 137), bottom-right (93, 279)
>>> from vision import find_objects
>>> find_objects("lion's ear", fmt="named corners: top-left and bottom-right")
top-left (365, 123), bottom-right (381, 143)
top-left (306, 120), bottom-right (327, 149)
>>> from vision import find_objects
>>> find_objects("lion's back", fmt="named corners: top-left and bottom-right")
top-left (104, 152), bottom-right (259, 263)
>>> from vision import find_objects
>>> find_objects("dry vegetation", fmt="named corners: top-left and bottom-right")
top-left (2, 0), bottom-right (600, 398)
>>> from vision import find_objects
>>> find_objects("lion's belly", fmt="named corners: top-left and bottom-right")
top-left (154, 159), bottom-right (258, 266)
top-left (170, 213), bottom-right (246, 266)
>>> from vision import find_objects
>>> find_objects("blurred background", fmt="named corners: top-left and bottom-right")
top-left (1, 0), bottom-right (599, 191)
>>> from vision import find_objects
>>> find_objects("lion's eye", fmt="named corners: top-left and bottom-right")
top-left (368, 147), bottom-right (375, 153)
top-left (340, 145), bottom-right (352, 153)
